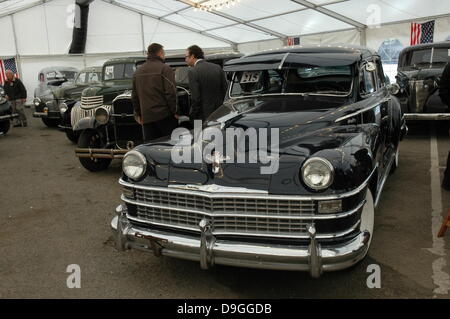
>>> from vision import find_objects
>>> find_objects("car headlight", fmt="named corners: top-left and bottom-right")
top-left (60, 102), bottom-right (68, 114)
top-left (301, 157), bottom-right (334, 190)
top-left (33, 98), bottom-right (41, 106)
top-left (122, 151), bottom-right (147, 180)
top-left (0, 97), bottom-right (6, 104)
top-left (95, 106), bottom-right (110, 125)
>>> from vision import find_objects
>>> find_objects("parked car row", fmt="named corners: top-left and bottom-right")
top-left (28, 45), bottom-right (415, 277)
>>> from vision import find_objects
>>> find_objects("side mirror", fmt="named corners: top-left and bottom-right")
top-left (387, 83), bottom-right (400, 95)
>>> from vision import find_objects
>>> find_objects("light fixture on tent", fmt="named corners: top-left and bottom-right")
top-left (192, 0), bottom-right (241, 12)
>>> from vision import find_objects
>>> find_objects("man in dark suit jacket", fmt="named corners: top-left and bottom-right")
top-left (185, 45), bottom-right (228, 121)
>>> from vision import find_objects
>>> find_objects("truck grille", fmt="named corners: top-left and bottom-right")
top-left (81, 95), bottom-right (103, 109)
top-left (70, 105), bottom-right (96, 127)
top-left (128, 187), bottom-right (316, 238)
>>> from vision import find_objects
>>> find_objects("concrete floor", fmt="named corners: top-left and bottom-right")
top-left (0, 109), bottom-right (449, 299)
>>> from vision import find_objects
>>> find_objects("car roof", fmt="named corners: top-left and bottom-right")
top-left (244, 44), bottom-right (377, 60)
top-left (39, 66), bottom-right (79, 73)
top-left (399, 41), bottom-right (450, 54)
top-left (79, 66), bottom-right (103, 73)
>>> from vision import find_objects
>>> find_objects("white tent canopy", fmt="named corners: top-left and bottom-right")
top-left (1, 0), bottom-right (450, 56)
top-left (1, 0), bottom-right (450, 101)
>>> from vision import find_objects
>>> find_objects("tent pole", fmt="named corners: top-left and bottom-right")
top-left (140, 14), bottom-right (146, 55)
top-left (10, 14), bottom-right (23, 78)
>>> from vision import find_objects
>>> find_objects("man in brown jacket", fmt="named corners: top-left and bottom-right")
top-left (132, 43), bottom-right (178, 142)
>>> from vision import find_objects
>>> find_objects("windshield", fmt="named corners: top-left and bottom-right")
top-left (103, 63), bottom-right (136, 81)
top-left (402, 48), bottom-right (450, 69)
top-left (174, 66), bottom-right (190, 86)
top-left (76, 71), bottom-right (101, 84)
top-left (230, 65), bottom-right (353, 97)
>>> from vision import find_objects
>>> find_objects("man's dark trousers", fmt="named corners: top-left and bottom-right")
top-left (142, 115), bottom-right (178, 142)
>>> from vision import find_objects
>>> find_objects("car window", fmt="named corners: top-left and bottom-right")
top-left (88, 72), bottom-right (100, 83)
top-left (175, 66), bottom-right (190, 86)
top-left (103, 63), bottom-right (136, 80)
top-left (46, 71), bottom-right (57, 80)
top-left (360, 66), bottom-right (377, 95)
top-left (76, 72), bottom-right (87, 84)
top-left (60, 71), bottom-right (77, 81)
top-left (230, 70), bottom-right (284, 97)
top-left (285, 65), bottom-right (352, 95)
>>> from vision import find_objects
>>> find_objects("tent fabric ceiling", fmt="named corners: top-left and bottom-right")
top-left (1, 0), bottom-right (450, 45)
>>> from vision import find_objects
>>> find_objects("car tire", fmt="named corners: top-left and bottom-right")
top-left (77, 129), bottom-right (111, 172)
top-left (42, 117), bottom-right (59, 127)
top-left (65, 129), bottom-right (80, 144)
top-left (0, 120), bottom-right (10, 134)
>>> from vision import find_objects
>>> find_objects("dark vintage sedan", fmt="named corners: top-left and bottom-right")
top-left (111, 45), bottom-right (407, 277)
top-left (33, 66), bottom-right (78, 127)
top-left (0, 86), bottom-right (19, 135)
top-left (74, 53), bottom-right (242, 172)
top-left (57, 66), bottom-right (103, 143)
top-left (395, 41), bottom-right (450, 120)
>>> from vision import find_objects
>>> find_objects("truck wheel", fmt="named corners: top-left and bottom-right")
top-left (42, 118), bottom-right (59, 127)
top-left (77, 129), bottom-right (111, 172)
top-left (0, 120), bottom-right (10, 134)
top-left (65, 129), bottom-right (80, 144)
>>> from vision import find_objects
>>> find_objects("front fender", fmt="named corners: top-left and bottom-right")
top-left (73, 117), bottom-right (98, 131)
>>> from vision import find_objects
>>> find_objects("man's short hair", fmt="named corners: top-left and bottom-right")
top-left (147, 43), bottom-right (164, 56)
top-left (187, 45), bottom-right (205, 60)
top-left (5, 70), bottom-right (13, 75)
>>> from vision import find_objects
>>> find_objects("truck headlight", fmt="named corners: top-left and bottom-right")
top-left (33, 98), bottom-right (41, 106)
top-left (60, 102), bottom-right (68, 114)
top-left (123, 151), bottom-right (146, 180)
top-left (95, 106), bottom-right (110, 125)
top-left (301, 157), bottom-right (334, 190)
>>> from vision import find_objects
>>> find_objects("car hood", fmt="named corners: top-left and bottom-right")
top-left (81, 80), bottom-right (132, 104)
top-left (397, 67), bottom-right (444, 81)
top-left (131, 93), bottom-right (384, 195)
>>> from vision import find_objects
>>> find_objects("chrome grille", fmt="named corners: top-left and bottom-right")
top-left (81, 95), bottom-right (103, 109)
top-left (129, 187), bottom-right (316, 237)
top-left (70, 105), bottom-right (96, 127)
top-left (136, 206), bottom-right (309, 236)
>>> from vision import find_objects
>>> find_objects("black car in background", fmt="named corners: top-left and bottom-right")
top-left (395, 41), bottom-right (450, 120)
top-left (0, 86), bottom-right (19, 135)
top-left (111, 45), bottom-right (407, 277)
top-left (75, 52), bottom-right (242, 172)
top-left (57, 66), bottom-right (103, 143)
top-left (33, 66), bottom-right (78, 127)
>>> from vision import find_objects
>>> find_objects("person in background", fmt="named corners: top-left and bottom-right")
top-left (3, 70), bottom-right (27, 127)
top-left (132, 43), bottom-right (178, 142)
top-left (185, 45), bottom-right (228, 122)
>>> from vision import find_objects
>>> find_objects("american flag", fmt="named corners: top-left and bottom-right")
top-left (410, 20), bottom-right (435, 46)
top-left (0, 57), bottom-right (20, 86)
top-left (287, 36), bottom-right (300, 46)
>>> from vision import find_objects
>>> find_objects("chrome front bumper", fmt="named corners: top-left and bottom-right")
top-left (111, 204), bottom-right (371, 278)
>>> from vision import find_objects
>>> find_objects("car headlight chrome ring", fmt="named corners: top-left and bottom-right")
top-left (122, 150), bottom-right (147, 180)
top-left (60, 102), bottom-right (68, 114)
top-left (33, 98), bottom-right (41, 106)
top-left (95, 106), bottom-right (110, 125)
top-left (301, 157), bottom-right (334, 191)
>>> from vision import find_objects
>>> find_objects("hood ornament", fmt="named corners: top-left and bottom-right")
top-left (206, 151), bottom-right (230, 174)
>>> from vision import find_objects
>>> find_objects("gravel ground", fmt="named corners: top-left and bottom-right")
top-left (0, 109), bottom-right (449, 299)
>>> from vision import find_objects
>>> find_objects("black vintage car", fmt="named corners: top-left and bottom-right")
top-left (74, 53), bottom-right (242, 172)
top-left (33, 66), bottom-right (78, 127)
top-left (56, 66), bottom-right (103, 143)
top-left (395, 41), bottom-right (450, 120)
top-left (0, 86), bottom-right (19, 135)
top-left (111, 45), bottom-right (407, 277)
